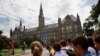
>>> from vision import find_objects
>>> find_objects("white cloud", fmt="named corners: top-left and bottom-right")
top-left (43, 0), bottom-right (93, 26)
top-left (0, 0), bottom-right (98, 37)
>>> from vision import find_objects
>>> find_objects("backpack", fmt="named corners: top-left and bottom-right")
top-left (62, 49), bottom-right (75, 56)
top-left (93, 47), bottom-right (98, 56)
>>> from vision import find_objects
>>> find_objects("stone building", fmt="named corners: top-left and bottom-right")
top-left (10, 4), bottom-right (82, 45)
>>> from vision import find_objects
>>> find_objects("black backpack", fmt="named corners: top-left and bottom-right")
top-left (66, 49), bottom-right (75, 56)
top-left (62, 49), bottom-right (75, 56)
top-left (92, 47), bottom-right (98, 56)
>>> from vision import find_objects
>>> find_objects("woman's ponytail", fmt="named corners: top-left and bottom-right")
top-left (33, 46), bottom-right (40, 56)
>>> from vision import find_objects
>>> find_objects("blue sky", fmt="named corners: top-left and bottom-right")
top-left (0, 17), bottom-right (9, 24)
top-left (0, 0), bottom-right (98, 37)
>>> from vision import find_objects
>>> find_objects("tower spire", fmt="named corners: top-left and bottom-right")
top-left (38, 3), bottom-right (44, 29)
top-left (39, 3), bottom-right (43, 17)
top-left (77, 13), bottom-right (80, 21)
top-left (10, 28), bottom-right (12, 37)
top-left (20, 19), bottom-right (22, 27)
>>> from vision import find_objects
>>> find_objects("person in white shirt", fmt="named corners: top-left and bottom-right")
top-left (94, 35), bottom-right (100, 56)
top-left (53, 42), bottom-right (68, 56)
top-left (46, 45), bottom-right (54, 56)
top-left (87, 37), bottom-right (97, 56)
top-left (59, 40), bottom-right (75, 56)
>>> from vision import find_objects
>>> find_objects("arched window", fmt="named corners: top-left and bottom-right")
top-left (69, 25), bottom-right (72, 32)
top-left (75, 25), bottom-right (77, 32)
top-left (62, 27), bottom-right (64, 33)
top-left (66, 26), bottom-right (68, 32)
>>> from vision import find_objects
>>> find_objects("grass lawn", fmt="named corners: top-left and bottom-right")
top-left (1, 48), bottom-right (22, 56)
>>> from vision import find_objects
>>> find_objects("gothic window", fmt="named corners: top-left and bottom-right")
top-left (66, 25), bottom-right (70, 33)
top-left (75, 34), bottom-right (78, 37)
top-left (75, 25), bottom-right (77, 32)
top-left (53, 37), bottom-right (54, 40)
top-left (69, 34), bottom-right (72, 38)
top-left (48, 36), bottom-right (49, 40)
top-left (69, 25), bottom-right (72, 32)
top-left (54, 32), bottom-right (55, 35)
top-left (67, 35), bottom-right (70, 38)
top-left (53, 36), bottom-right (55, 40)
top-left (62, 27), bottom-right (64, 33)
top-left (48, 32), bottom-right (50, 36)
top-left (66, 26), bottom-right (68, 32)
top-left (44, 32), bottom-right (46, 37)
top-left (14, 35), bottom-right (17, 39)
top-left (62, 35), bottom-right (64, 38)
top-left (69, 34), bottom-right (71, 38)
top-left (49, 32), bottom-right (50, 36)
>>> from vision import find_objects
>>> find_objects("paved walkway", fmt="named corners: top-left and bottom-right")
top-left (15, 48), bottom-right (50, 56)
top-left (15, 49), bottom-right (32, 56)
top-left (21, 49), bottom-right (31, 56)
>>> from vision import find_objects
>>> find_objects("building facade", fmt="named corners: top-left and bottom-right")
top-left (10, 4), bottom-right (83, 45)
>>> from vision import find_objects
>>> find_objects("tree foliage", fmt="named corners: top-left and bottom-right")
top-left (91, 0), bottom-right (100, 23)
top-left (0, 31), bottom-right (7, 49)
top-left (83, 0), bottom-right (100, 36)
top-left (0, 38), bottom-right (7, 49)
top-left (21, 32), bottom-right (43, 47)
top-left (83, 21), bottom-right (94, 36)
top-left (21, 36), bottom-right (34, 48)
top-left (0, 31), bottom-right (12, 56)
top-left (95, 28), bottom-right (100, 35)
top-left (0, 30), bottom-right (2, 34)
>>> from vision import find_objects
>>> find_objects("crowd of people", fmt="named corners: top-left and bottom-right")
top-left (30, 35), bottom-right (100, 56)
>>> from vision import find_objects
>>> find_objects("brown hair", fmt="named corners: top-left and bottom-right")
top-left (72, 36), bottom-right (89, 50)
top-left (30, 41), bottom-right (43, 56)
top-left (94, 35), bottom-right (100, 43)
top-left (53, 42), bottom-right (61, 51)
top-left (59, 40), bottom-right (67, 47)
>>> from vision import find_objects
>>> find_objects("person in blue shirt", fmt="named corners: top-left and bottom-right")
top-left (72, 36), bottom-right (92, 56)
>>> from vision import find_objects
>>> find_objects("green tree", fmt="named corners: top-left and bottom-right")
top-left (49, 38), bottom-right (55, 45)
top-left (33, 32), bottom-right (43, 45)
top-left (20, 42), bottom-right (27, 50)
top-left (21, 36), bottom-right (33, 48)
top-left (86, 0), bottom-right (100, 27)
top-left (83, 0), bottom-right (100, 36)
top-left (0, 30), bottom-right (2, 34)
top-left (0, 38), bottom-right (7, 56)
top-left (20, 32), bottom-right (43, 48)
top-left (83, 21), bottom-right (94, 36)
top-left (91, 0), bottom-right (100, 24)
top-left (95, 28), bottom-right (100, 34)
top-left (0, 31), bottom-right (7, 56)
top-left (33, 32), bottom-right (40, 41)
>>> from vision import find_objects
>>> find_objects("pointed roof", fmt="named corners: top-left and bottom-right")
top-left (77, 13), bottom-right (79, 17)
top-left (39, 3), bottom-right (43, 17)
top-left (20, 19), bottom-right (22, 27)
top-left (77, 13), bottom-right (80, 21)
top-left (10, 28), bottom-right (12, 37)
top-left (58, 17), bottom-right (61, 23)
top-left (10, 28), bottom-right (12, 32)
